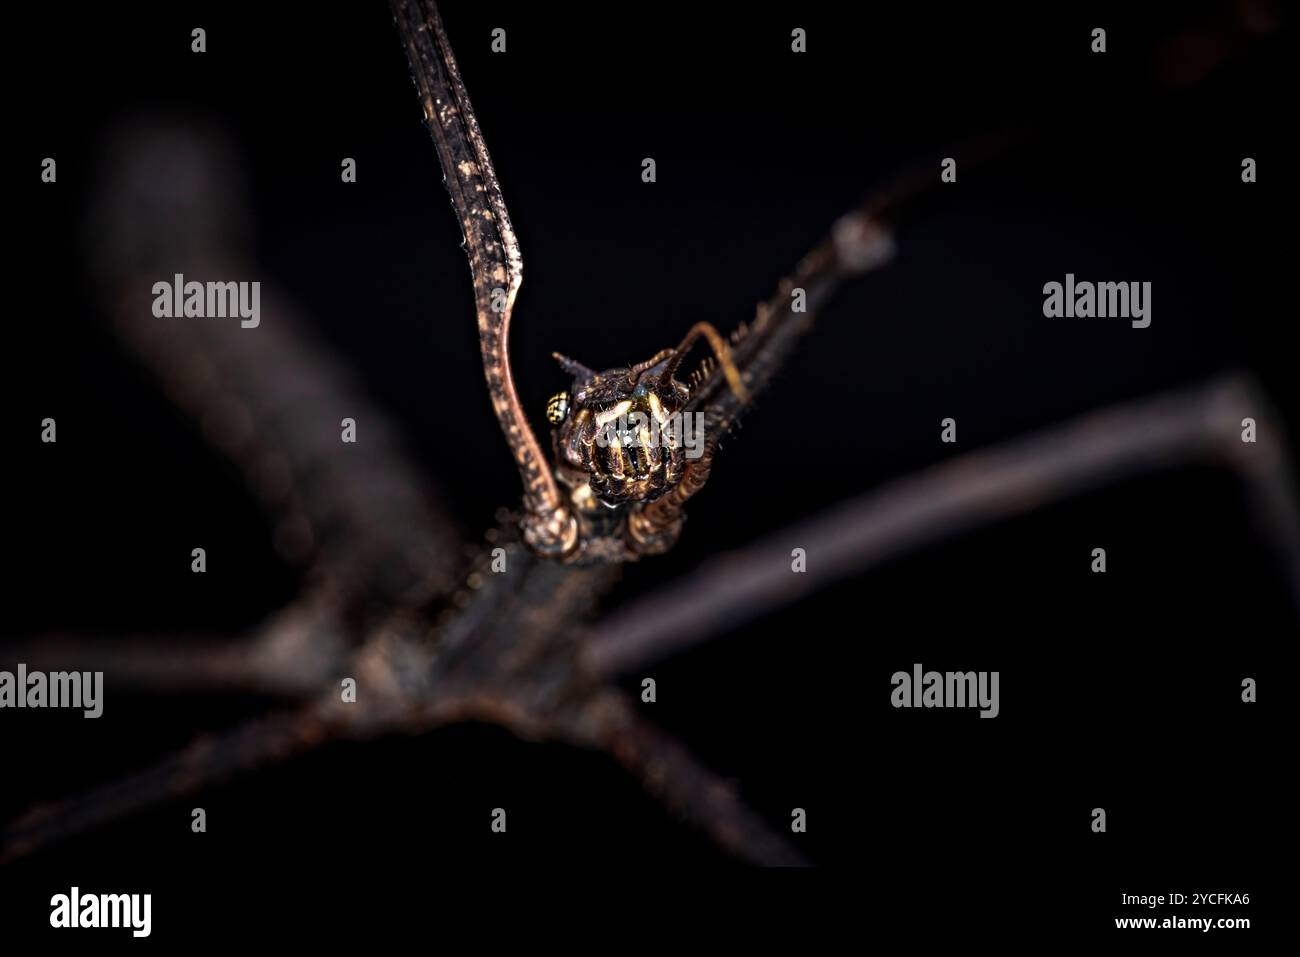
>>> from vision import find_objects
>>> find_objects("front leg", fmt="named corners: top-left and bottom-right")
top-left (391, 0), bottom-right (577, 557)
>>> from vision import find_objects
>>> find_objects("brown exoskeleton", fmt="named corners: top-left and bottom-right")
top-left (545, 323), bottom-right (747, 560)
top-left (3, 0), bottom-right (1288, 874)
top-left (393, 0), bottom-right (884, 562)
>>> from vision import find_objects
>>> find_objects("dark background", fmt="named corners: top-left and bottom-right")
top-left (5, 0), bottom-right (1290, 942)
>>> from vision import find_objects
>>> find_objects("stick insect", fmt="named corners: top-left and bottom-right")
top-left (3, 0), bottom-right (1294, 869)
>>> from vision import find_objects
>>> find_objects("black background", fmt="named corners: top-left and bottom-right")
top-left (5, 0), bottom-right (1290, 943)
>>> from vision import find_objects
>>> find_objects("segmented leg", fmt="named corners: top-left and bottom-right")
top-left (391, 0), bottom-right (577, 557)
top-left (5, 595), bottom-right (344, 698)
top-left (88, 122), bottom-right (464, 611)
top-left (590, 375), bottom-right (1300, 677)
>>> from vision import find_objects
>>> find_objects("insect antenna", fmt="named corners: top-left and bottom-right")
top-left (660, 321), bottom-right (747, 401)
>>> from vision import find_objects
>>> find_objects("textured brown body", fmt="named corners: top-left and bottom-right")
top-left (553, 355), bottom-right (690, 508)
top-left (1, 0), bottom-right (1292, 873)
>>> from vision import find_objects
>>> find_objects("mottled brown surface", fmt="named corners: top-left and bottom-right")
top-left (392, 0), bottom-right (575, 557)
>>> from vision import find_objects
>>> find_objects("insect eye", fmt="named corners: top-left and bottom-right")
top-left (546, 391), bottom-right (571, 425)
